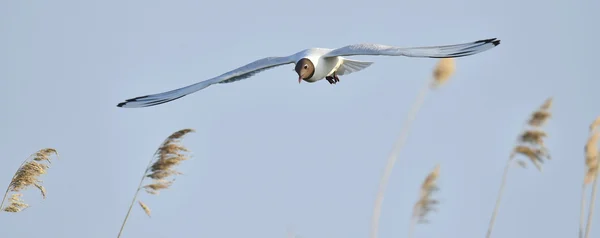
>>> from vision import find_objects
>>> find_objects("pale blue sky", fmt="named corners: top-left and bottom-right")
top-left (1, 0), bottom-right (599, 237)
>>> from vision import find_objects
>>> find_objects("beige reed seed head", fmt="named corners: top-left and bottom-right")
top-left (528, 98), bottom-right (553, 127)
top-left (138, 200), bottom-right (151, 217)
top-left (584, 116), bottom-right (600, 184)
top-left (9, 148), bottom-right (58, 192)
top-left (511, 98), bottom-right (553, 171)
top-left (3, 193), bottom-right (29, 213)
top-left (412, 164), bottom-right (440, 224)
top-left (431, 58), bottom-right (456, 89)
top-left (590, 117), bottom-right (600, 132)
top-left (3, 148), bottom-right (58, 212)
top-left (146, 129), bottom-right (194, 181)
top-left (10, 161), bottom-right (48, 192)
top-left (139, 129), bottom-right (194, 214)
top-left (143, 179), bottom-right (174, 195)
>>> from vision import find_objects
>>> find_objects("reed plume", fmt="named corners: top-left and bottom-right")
top-left (430, 58), bottom-right (455, 89)
top-left (486, 98), bottom-right (553, 238)
top-left (117, 128), bottom-right (194, 238)
top-left (580, 116), bottom-right (600, 238)
top-left (408, 165), bottom-right (440, 238)
top-left (370, 58), bottom-right (455, 238)
top-left (1, 148), bottom-right (59, 213)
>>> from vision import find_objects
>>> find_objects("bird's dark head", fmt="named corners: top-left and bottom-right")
top-left (295, 58), bottom-right (315, 83)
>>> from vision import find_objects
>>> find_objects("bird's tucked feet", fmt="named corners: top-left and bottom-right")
top-left (326, 76), bottom-right (335, 84)
top-left (325, 72), bottom-right (341, 84)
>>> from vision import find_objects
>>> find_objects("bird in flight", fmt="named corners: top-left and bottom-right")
top-left (117, 38), bottom-right (500, 108)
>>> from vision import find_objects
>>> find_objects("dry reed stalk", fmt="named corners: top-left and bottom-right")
top-left (485, 98), bottom-right (553, 238)
top-left (0, 148), bottom-right (58, 213)
top-left (581, 182), bottom-right (588, 238)
top-left (586, 178), bottom-right (599, 238)
top-left (369, 58), bottom-right (455, 238)
top-left (581, 116), bottom-right (600, 238)
top-left (408, 165), bottom-right (440, 238)
top-left (117, 129), bottom-right (194, 238)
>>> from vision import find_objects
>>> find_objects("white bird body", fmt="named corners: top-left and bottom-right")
top-left (292, 48), bottom-right (343, 82)
top-left (117, 38), bottom-right (500, 108)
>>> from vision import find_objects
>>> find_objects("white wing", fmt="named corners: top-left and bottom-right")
top-left (323, 38), bottom-right (500, 58)
top-left (335, 58), bottom-right (374, 76)
top-left (117, 56), bottom-right (295, 108)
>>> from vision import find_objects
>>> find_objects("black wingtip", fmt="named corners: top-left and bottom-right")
top-left (116, 95), bottom-right (150, 108)
top-left (115, 94), bottom-right (187, 108)
top-left (474, 38), bottom-right (500, 45)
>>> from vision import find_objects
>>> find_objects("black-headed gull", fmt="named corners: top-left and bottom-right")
top-left (117, 38), bottom-right (500, 108)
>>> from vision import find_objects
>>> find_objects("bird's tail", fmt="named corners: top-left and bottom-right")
top-left (116, 80), bottom-right (212, 108)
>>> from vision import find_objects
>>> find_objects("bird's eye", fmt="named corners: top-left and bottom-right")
top-left (303, 64), bottom-right (308, 69)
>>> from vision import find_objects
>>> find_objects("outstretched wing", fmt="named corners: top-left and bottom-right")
top-left (117, 56), bottom-right (295, 108)
top-left (323, 38), bottom-right (500, 59)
